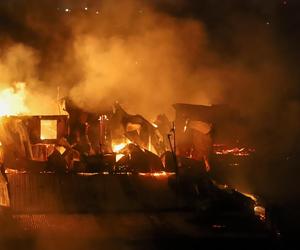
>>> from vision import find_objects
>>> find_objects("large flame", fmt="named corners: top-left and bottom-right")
top-left (0, 83), bottom-right (28, 116)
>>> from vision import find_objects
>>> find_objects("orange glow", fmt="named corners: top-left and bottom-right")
top-left (40, 120), bottom-right (57, 140)
top-left (241, 192), bottom-right (266, 221)
top-left (112, 142), bottom-right (128, 152)
top-left (115, 153), bottom-right (125, 162)
top-left (241, 192), bottom-right (257, 202)
top-left (213, 144), bottom-right (255, 156)
top-left (111, 138), bottom-right (132, 162)
top-left (138, 171), bottom-right (176, 177)
top-left (151, 122), bottom-right (158, 128)
top-left (0, 83), bottom-right (28, 116)
top-left (111, 138), bottom-right (132, 152)
top-left (254, 206), bottom-right (266, 221)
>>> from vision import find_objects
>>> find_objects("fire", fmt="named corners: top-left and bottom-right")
top-left (138, 171), bottom-right (176, 177)
top-left (115, 153), bottom-right (124, 162)
top-left (112, 138), bottom-right (133, 152)
top-left (0, 83), bottom-right (28, 116)
top-left (40, 119), bottom-right (57, 140)
top-left (111, 138), bottom-right (132, 162)
top-left (151, 122), bottom-right (158, 128)
top-left (241, 192), bottom-right (258, 202)
top-left (241, 192), bottom-right (266, 221)
top-left (112, 142), bottom-right (128, 152)
top-left (213, 144), bottom-right (255, 156)
top-left (254, 205), bottom-right (266, 221)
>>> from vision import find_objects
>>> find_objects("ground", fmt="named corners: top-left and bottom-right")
top-left (0, 211), bottom-right (281, 250)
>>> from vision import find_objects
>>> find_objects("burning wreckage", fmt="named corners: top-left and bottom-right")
top-left (0, 100), bottom-right (268, 232)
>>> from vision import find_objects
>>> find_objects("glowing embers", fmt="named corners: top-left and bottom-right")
top-left (138, 171), bottom-right (175, 177)
top-left (0, 83), bottom-right (28, 116)
top-left (241, 192), bottom-right (258, 202)
top-left (40, 120), bottom-right (57, 140)
top-left (241, 192), bottom-right (266, 222)
top-left (213, 144), bottom-right (255, 156)
top-left (254, 205), bottom-right (266, 221)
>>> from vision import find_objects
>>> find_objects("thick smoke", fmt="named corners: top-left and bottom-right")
top-left (67, 0), bottom-right (279, 119)
top-left (69, 5), bottom-right (219, 117)
top-left (0, 1), bottom-right (296, 121)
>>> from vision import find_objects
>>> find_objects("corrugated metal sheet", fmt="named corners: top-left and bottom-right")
top-left (7, 173), bottom-right (182, 213)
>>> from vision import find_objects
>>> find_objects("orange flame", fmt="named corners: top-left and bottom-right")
top-left (112, 138), bottom-right (133, 152)
top-left (111, 138), bottom-right (132, 162)
top-left (213, 144), bottom-right (255, 156)
top-left (112, 142), bottom-right (128, 152)
top-left (0, 83), bottom-right (28, 116)
top-left (138, 171), bottom-right (176, 177)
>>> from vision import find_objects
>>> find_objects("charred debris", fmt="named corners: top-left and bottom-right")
top-left (0, 100), bottom-right (273, 236)
top-left (0, 100), bottom-right (251, 174)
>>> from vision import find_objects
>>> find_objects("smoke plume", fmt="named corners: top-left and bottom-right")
top-left (0, 0), bottom-right (299, 148)
top-left (0, 1), bottom-right (294, 114)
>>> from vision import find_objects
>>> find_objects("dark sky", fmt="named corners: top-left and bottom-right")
top-left (0, 1), bottom-right (299, 50)
top-left (0, 1), bottom-right (298, 60)
top-left (159, 0), bottom-right (300, 83)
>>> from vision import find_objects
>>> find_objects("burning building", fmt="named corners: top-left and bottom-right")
top-left (0, 93), bottom-right (266, 232)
